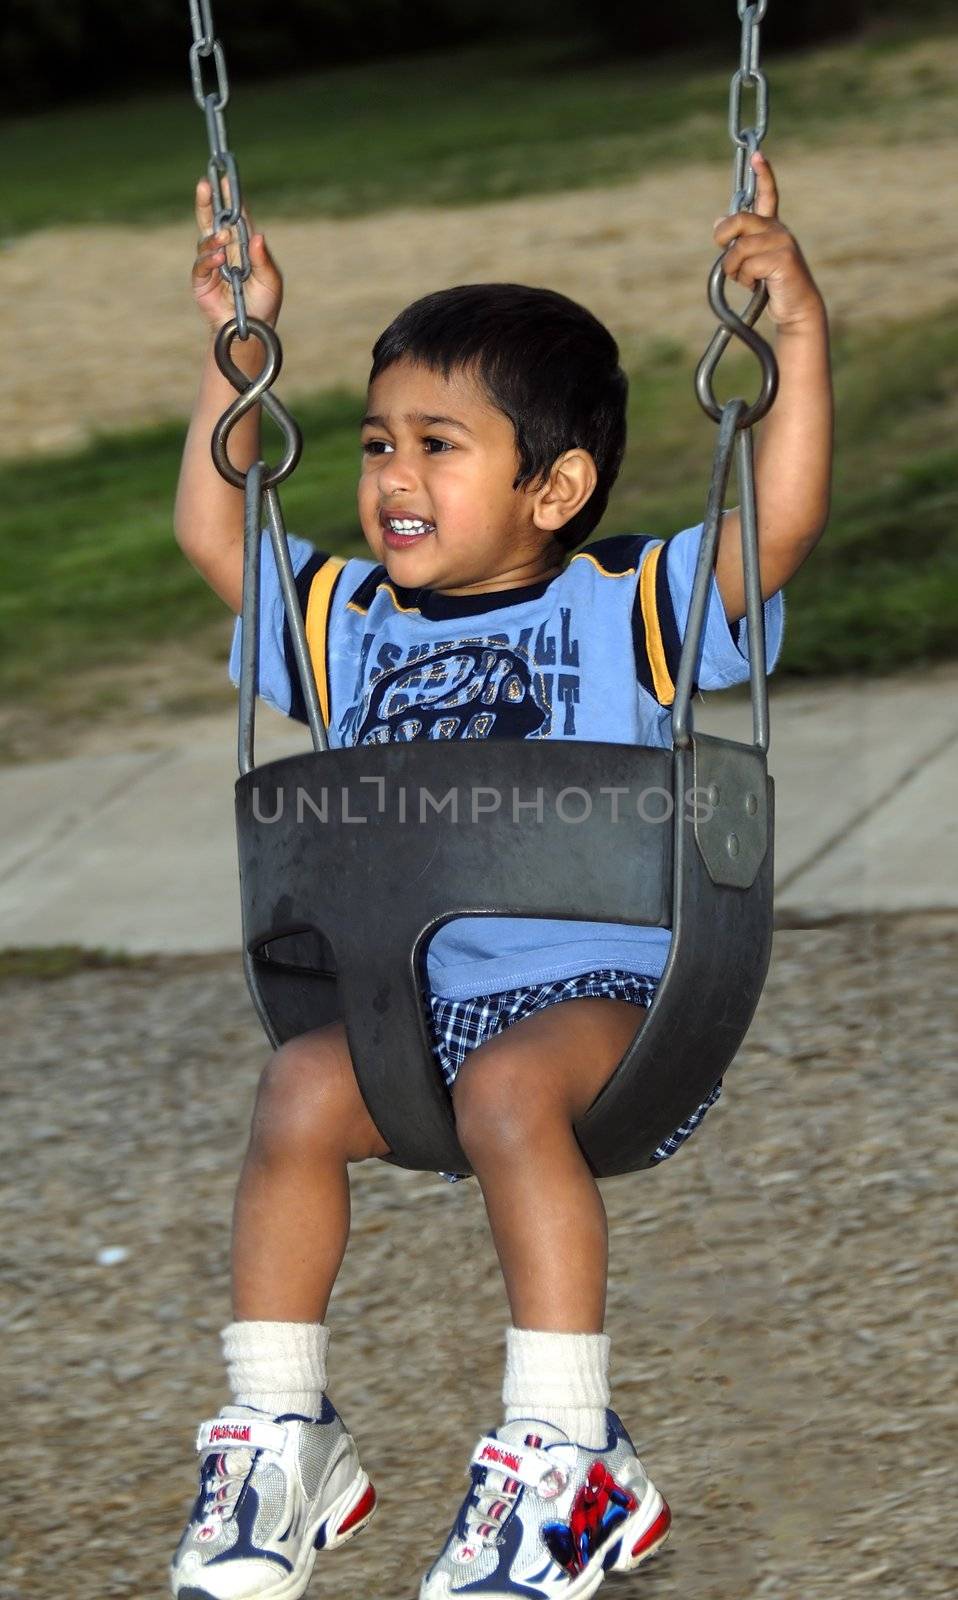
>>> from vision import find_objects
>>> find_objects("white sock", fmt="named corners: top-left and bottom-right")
top-left (221, 1320), bottom-right (329, 1417)
top-left (502, 1327), bottom-right (611, 1450)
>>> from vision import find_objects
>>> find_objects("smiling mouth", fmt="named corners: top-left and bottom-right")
top-left (381, 512), bottom-right (436, 547)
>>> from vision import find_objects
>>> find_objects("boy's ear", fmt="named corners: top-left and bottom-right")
top-left (531, 449), bottom-right (598, 533)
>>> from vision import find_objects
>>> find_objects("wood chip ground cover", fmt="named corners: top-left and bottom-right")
top-left (2, 916), bottom-right (954, 1598)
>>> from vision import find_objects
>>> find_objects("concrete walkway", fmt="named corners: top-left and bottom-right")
top-left (1, 667), bottom-right (956, 954)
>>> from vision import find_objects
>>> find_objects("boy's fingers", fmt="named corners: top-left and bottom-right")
top-left (194, 177), bottom-right (213, 229)
top-left (234, 196), bottom-right (256, 238)
top-left (254, 238), bottom-right (284, 290)
top-left (196, 225), bottom-right (229, 252)
top-left (218, 170), bottom-right (256, 235)
top-left (713, 211), bottom-right (771, 247)
top-left (195, 236), bottom-right (226, 260)
top-left (712, 156), bottom-right (779, 243)
top-left (193, 246), bottom-right (225, 281)
top-left (194, 173), bottom-right (256, 241)
top-left (751, 151), bottom-right (779, 219)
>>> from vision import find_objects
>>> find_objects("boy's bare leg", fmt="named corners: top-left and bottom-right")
top-left (451, 999), bottom-right (647, 1332)
top-left (231, 1023), bottom-right (390, 1322)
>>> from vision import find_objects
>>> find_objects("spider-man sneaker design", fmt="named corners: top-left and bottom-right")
top-left (170, 1401), bottom-right (376, 1599)
top-left (419, 1412), bottom-right (670, 1599)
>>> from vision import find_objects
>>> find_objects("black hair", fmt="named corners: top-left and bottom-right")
top-left (368, 283), bottom-right (628, 552)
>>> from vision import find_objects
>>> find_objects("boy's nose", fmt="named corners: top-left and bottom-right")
top-left (377, 451), bottom-right (420, 495)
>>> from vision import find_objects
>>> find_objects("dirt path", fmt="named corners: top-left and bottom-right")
top-left (5, 134), bottom-right (958, 461)
top-left (3, 915), bottom-right (955, 1598)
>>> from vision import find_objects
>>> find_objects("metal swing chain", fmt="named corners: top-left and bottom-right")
top-left (729, 0), bottom-right (769, 215)
top-left (188, 0), bottom-right (252, 339)
top-left (671, 0), bottom-right (779, 755)
top-left (187, 0), bottom-right (328, 771)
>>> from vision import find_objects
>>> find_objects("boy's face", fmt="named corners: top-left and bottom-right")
top-left (358, 358), bottom-right (587, 595)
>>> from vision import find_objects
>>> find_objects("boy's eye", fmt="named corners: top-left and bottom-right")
top-left (359, 435), bottom-right (454, 454)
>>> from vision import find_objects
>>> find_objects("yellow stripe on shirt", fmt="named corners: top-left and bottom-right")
top-left (304, 557), bottom-right (346, 727)
top-left (639, 543), bottom-right (675, 706)
top-left (346, 582), bottom-right (422, 618)
top-left (571, 550), bottom-right (638, 579)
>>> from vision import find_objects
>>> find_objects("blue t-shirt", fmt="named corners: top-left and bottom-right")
top-left (230, 527), bottom-right (784, 998)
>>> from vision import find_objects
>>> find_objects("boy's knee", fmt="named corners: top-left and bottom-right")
top-left (452, 1046), bottom-right (561, 1167)
top-left (251, 1028), bottom-right (382, 1162)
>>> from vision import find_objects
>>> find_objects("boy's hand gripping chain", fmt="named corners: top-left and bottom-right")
top-left (672, 0), bottom-right (779, 754)
top-left (188, 0), bottom-right (328, 771)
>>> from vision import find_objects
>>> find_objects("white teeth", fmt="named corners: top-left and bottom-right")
top-left (388, 517), bottom-right (433, 533)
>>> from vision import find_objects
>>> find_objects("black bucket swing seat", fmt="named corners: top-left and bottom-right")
top-left (234, 401), bottom-right (777, 1180)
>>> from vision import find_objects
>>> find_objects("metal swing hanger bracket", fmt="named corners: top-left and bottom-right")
top-left (671, 0), bottom-right (779, 756)
top-left (187, 0), bottom-right (329, 772)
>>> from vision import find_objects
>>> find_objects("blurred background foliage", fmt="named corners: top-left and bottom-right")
top-left (2, 0), bottom-right (953, 113)
top-left (1, 0), bottom-right (956, 745)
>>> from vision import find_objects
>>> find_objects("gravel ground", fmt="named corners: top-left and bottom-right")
top-left (2, 914), bottom-right (955, 1599)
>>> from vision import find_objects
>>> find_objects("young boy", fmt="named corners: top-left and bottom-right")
top-left (171, 152), bottom-right (831, 1599)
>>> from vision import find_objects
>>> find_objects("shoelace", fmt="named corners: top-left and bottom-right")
top-left (458, 1431), bottom-right (573, 1554)
top-left (200, 1448), bottom-right (255, 1525)
top-left (467, 1475), bottom-right (522, 1547)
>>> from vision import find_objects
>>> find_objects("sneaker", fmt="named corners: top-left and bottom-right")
top-left (419, 1412), bottom-right (670, 1599)
top-left (170, 1401), bottom-right (376, 1599)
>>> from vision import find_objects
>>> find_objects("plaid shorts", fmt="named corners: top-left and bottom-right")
top-left (426, 969), bottom-right (722, 1180)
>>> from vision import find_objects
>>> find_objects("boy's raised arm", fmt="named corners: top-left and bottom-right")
top-left (174, 179), bottom-right (284, 615)
top-left (710, 153), bottom-right (833, 624)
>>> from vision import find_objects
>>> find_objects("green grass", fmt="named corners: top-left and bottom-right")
top-left (613, 314), bottom-right (958, 676)
top-left (0, 392), bottom-right (369, 701)
top-left (2, 305), bottom-right (956, 708)
top-left (3, 23), bottom-right (957, 237)
top-left (0, 945), bottom-right (135, 981)
top-left (0, 945), bottom-right (234, 979)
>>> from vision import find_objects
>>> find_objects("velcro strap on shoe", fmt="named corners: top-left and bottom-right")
top-left (196, 1417), bottom-right (288, 1456)
top-left (470, 1436), bottom-right (556, 1490)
